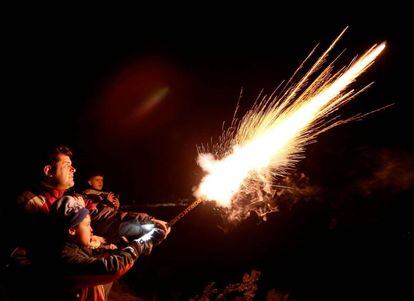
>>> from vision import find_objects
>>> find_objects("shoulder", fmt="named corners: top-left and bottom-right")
top-left (17, 190), bottom-right (47, 213)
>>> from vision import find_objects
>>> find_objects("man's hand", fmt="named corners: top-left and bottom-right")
top-left (151, 218), bottom-right (171, 237)
top-left (149, 228), bottom-right (167, 246)
top-left (131, 229), bottom-right (159, 256)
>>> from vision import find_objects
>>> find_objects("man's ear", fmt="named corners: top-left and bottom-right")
top-left (87, 180), bottom-right (92, 186)
top-left (68, 227), bottom-right (76, 236)
top-left (43, 165), bottom-right (53, 177)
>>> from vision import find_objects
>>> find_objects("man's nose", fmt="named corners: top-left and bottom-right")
top-left (71, 166), bottom-right (76, 173)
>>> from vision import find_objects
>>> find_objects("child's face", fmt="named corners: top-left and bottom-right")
top-left (88, 176), bottom-right (104, 190)
top-left (71, 214), bottom-right (93, 247)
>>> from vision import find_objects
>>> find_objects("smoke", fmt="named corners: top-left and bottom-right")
top-left (213, 148), bottom-right (414, 227)
top-left (137, 150), bottom-right (412, 229)
top-left (215, 172), bottom-right (319, 225)
top-left (357, 149), bottom-right (414, 196)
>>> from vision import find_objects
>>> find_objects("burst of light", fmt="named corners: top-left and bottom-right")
top-left (194, 31), bottom-right (386, 209)
top-left (142, 223), bottom-right (155, 231)
top-left (137, 228), bottom-right (157, 243)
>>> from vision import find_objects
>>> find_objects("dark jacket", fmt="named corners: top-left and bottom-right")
top-left (90, 206), bottom-right (150, 242)
top-left (83, 188), bottom-right (118, 210)
top-left (52, 241), bottom-right (141, 301)
top-left (17, 184), bottom-right (87, 262)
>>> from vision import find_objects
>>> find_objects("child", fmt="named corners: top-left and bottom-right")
top-left (83, 172), bottom-right (120, 210)
top-left (49, 196), bottom-right (167, 300)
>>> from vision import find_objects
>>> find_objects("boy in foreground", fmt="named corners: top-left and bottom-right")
top-left (49, 196), bottom-right (168, 300)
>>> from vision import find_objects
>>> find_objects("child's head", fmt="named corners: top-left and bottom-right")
top-left (88, 173), bottom-right (104, 191)
top-left (68, 213), bottom-right (93, 247)
top-left (52, 196), bottom-right (93, 247)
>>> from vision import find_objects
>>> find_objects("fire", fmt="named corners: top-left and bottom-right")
top-left (194, 31), bottom-right (386, 209)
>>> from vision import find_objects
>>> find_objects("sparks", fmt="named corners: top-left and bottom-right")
top-left (194, 31), bottom-right (386, 212)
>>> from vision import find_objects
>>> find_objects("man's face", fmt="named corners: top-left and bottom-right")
top-left (51, 154), bottom-right (76, 189)
top-left (89, 176), bottom-right (104, 190)
top-left (71, 214), bottom-right (93, 247)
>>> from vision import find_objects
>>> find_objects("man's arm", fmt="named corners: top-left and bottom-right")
top-left (60, 241), bottom-right (151, 287)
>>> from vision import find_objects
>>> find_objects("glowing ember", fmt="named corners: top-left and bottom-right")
top-left (194, 30), bottom-right (385, 216)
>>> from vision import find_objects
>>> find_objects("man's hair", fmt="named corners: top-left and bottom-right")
top-left (45, 145), bottom-right (73, 166)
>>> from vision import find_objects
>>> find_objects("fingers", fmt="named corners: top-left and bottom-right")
top-left (159, 221), bottom-right (171, 236)
top-left (108, 244), bottom-right (118, 250)
top-left (107, 192), bottom-right (114, 201)
top-left (94, 235), bottom-right (106, 243)
top-left (114, 198), bottom-right (120, 209)
top-left (151, 219), bottom-right (169, 233)
top-left (106, 192), bottom-right (121, 209)
top-left (165, 225), bottom-right (171, 236)
top-left (90, 236), bottom-right (102, 249)
top-left (151, 229), bottom-right (167, 245)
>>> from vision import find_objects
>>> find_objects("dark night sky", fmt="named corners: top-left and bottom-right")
top-left (2, 8), bottom-right (412, 300)
top-left (4, 12), bottom-right (409, 201)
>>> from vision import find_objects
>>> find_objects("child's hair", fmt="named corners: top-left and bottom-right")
top-left (87, 171), bottom-right (104, 181)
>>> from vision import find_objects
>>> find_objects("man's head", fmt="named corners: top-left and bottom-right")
top-left (52, 196), bottom-right (92, 247)
top-left (43, 146), bottom-right (76, 190)
top-left (88, 173), bottom-right (104, 191)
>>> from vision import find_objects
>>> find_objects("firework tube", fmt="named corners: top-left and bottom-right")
top-left (168, 198), bottom-right (204, 227)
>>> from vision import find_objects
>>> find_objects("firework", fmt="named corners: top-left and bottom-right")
top-left (191, 29), bottom-right (386, 222)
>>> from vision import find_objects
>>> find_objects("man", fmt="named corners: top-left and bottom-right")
top-left (19, 146), bottom-right (78, 214)
top-left (83, 172), bottom-right (120, 210)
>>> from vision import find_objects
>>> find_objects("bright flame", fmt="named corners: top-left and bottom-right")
top-left (195, 33), bottom-right (386, 209)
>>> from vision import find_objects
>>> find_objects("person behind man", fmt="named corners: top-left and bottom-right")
top-left (47, 196), bottom-right (166, 300)
top-left (83, 172), bottom-right (120, 210)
